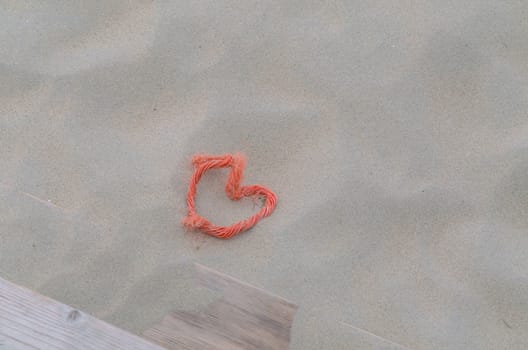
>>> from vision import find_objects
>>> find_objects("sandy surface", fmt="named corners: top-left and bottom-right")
top-left (1, 1), bottom-right (528, 349)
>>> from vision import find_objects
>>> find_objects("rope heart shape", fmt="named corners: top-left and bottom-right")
top-left (182, 153), bottom-right (277, 239)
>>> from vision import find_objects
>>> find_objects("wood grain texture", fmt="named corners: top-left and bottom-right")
top-left (0, 276), bottom-right (166, 350)
top-left (144, 263), bottom-right (297, 350)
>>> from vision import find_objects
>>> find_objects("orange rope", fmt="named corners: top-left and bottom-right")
top-left (182, 153), bottom-right (277, 239)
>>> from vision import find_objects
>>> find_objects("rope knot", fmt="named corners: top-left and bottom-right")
top-left (182, 213), bottom-right (208, 230)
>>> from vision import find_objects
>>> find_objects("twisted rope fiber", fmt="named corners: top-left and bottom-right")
top-left (182, 153), bottom-right (277, 239)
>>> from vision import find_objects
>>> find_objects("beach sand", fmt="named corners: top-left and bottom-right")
top-left (1, 1), bottom-right (528, 348)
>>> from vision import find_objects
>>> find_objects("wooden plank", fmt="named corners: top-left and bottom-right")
top-left (0, 277), bottom-right (166, 350)
top-left (144, 263), bottom-right (297, 350)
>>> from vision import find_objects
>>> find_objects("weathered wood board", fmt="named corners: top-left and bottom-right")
top-left (144, 263), bottom-right (297, 350)
top-left (0, 263), bottom-right (297, 350)
top-left (0, 276), bottom-right (165, 350)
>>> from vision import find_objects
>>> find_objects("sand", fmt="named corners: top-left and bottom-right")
top-left (1, 1), bottom-right (528, 349)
